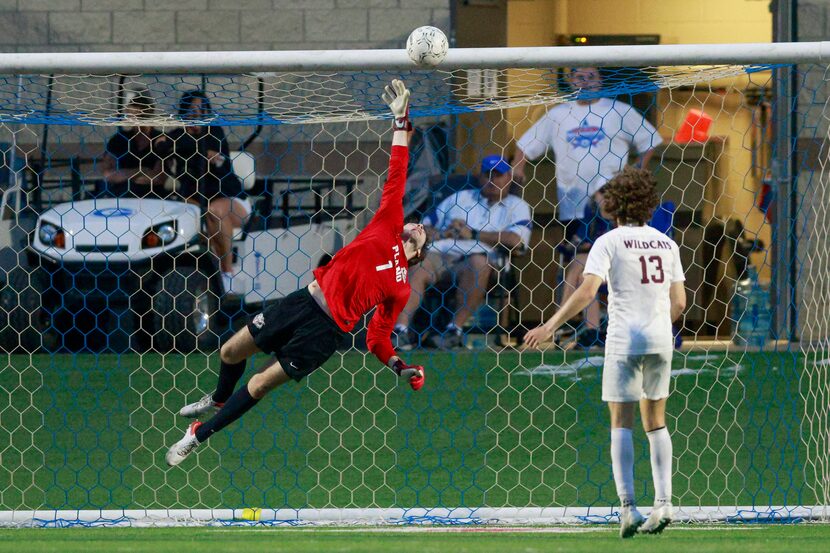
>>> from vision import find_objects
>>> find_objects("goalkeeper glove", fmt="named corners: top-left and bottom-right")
top-left (382, 79), bottom-right (412, 132)
top-left (393, 359), bottom-right (424, 391)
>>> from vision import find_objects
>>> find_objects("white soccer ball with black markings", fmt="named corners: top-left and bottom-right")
top-left (406, 26), bottom-right (449, 67)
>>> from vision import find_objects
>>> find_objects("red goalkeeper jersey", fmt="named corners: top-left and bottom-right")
top-left (313, 144), bottom-right (410, 365)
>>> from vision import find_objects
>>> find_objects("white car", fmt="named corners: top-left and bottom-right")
top-left (28, 196), bottom-right (219, 353)
top-left (33, 198), bottom-right (201, 266)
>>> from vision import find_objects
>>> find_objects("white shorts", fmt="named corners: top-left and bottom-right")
top-left (602, 351), bottom-right (672, 402)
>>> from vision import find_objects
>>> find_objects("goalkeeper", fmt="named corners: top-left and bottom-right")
top-left (167, 80), bottom-right (428, 467)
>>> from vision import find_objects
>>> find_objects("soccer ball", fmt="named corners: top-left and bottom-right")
top-left (406, 26), bottom-right (449, 67)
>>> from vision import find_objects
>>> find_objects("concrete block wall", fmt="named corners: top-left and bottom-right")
top-left (797, 1), bottom-right (830, 140)
top-left (0, 1), bottom-right (451, 228)
top-left (0, 0), bottom-right (450, 52)
top-left (0, 1), bottom-right (450, 144)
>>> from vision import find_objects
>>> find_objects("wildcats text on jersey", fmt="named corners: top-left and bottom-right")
top-left (623, 239), bottom-right (673, 250)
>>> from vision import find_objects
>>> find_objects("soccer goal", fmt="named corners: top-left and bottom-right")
top-left (0, 42), bottom-right (827, 527)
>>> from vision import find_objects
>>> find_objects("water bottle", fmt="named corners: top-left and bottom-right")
top-left (732, 266), bottom-right (771, 348)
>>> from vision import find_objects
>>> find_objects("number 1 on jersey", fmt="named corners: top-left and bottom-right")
top-left (639, 255), bottom-right (665, 284)
top-left (375, 261), bottom-right (393, 272)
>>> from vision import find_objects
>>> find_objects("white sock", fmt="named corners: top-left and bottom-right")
top-left (647, 427), bottom-right (673, 504)
top-left (394, 324), bottom-right (408, 333)
top-left (611, 427), bottom-right (635, 506)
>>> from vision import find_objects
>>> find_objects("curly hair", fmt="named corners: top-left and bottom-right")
top-left (602, 166), bottom-right (659, 226)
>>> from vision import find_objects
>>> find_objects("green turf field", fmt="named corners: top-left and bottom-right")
top-left (1, 525), bottom-right (829, 553)
top-left (0, 349), bottom-right (813, 515)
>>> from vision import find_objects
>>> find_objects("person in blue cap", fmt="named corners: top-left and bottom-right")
top-left (394, 155), bottom-right (533, 349)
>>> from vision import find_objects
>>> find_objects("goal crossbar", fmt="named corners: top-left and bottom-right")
top-left (0, 41), bottom-right (826, 74)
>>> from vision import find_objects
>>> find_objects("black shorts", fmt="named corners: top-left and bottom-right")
top-left (247, 288), bottom-right (346, 382)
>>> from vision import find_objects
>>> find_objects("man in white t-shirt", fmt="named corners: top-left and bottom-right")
top-left (513, 67), bottom-right (663, 343)
top-left (395, 155), bottom-right (532, 349)
top-left (524, 166), bottom-right (686, 539)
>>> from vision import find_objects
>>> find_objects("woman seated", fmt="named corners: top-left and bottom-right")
top-left (164, 90), bottom-right (251, 294)
top-left (100, 92), bottom-right (167, 199)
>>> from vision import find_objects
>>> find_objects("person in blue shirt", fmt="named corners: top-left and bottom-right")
top-left (394, 155), bottom-right (532, 349)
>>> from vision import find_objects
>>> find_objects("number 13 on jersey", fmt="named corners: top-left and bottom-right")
top-left (639, 255), bottom-right (665, 284)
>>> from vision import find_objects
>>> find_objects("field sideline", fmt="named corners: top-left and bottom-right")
top-left (1, 525), bottom-right (829, 553)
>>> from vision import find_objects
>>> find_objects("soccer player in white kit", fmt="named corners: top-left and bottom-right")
top-left (525, 166), bottom-right (687, 538)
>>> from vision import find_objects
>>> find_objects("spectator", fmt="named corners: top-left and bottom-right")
top-left (164, 90), bottom-right (250, 294)
top-left (513, 66), bottom-right (662, 344)
top-left (100, 92), bottom-right (166, 199)
top-left (394, 155), bottom-right (532, 349)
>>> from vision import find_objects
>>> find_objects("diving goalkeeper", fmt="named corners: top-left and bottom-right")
top-left (166, 80), bottom-right (428, 467)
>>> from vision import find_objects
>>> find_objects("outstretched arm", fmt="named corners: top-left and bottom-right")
top-left (524, 274), bottom-right (603, 348)
top-left (366, 300), bottom-right (397, 367)
top-left (366, 291), bottom-right (424, 390)
top-left (372, 80), bottom-right (411, 226)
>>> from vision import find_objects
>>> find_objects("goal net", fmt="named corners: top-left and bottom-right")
top-left (0, 44), bottom-right (827, 527)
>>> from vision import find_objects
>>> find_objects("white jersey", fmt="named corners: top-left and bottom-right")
top-left (583, 225), bottom-right (685, 355)
top-left (516, 98), bottom-right (662, 221)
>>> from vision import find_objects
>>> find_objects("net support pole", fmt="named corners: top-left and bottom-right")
top-left (772, 1), bottom-right (798, 342)
top-left (7, 75), bottom-right (22, 188)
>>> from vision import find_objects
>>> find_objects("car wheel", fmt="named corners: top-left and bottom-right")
top-left (152, 266), bottom-right (220, 353)
top-left (0, 267), bottom-right (59, 353)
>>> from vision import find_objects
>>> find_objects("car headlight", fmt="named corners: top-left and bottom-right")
top-left (142, 221), bottom-right (178, 249)
top-left (38, 222), bottom-right (66, 249)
